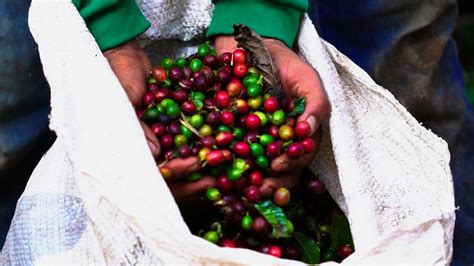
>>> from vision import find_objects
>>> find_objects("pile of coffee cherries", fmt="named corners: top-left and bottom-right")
top-left (139, 43), bottom-right (353, 263)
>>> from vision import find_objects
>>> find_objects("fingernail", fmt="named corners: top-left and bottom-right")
top-left (147, 139), bottom-right (158, 155)
top-left (271, 159), bottom-right (288, 172)
top-left (307, 115), bottom-right (319, 136)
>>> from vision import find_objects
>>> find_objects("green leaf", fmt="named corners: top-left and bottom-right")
top-left (328, 214), bottom-right (354, 253)
top-left (288, 98), bottom-right (306, 116)
top-left (190, 92), bottom-right (204, 111)
top-left (294, 232), bottom-right (320, 264)
top-left (254, 200), bottom-right (291, 238)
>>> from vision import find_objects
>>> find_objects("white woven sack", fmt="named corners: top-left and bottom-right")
top-left (1, 0), bottom-right (455, 264)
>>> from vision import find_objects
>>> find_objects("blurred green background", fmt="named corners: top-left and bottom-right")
top-left (456, 0), bottom-right (474, 106)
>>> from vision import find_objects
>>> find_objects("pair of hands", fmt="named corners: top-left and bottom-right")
top-left (103, 36), bottom-right (329, 202)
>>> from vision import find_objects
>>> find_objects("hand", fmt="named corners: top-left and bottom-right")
top-left (215, 36), bottom-right (330, 196)
top-left (103, 39), bottom-right (160, 157)
top-left (104, 40), bottom-right (212, 202)
top-left (159, 158), bottom-right (216, 203)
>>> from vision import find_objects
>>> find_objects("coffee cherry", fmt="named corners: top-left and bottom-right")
top-left (219, 52), bottom-right (232, 65)
top-left (232, 128), bottom-right (244, 140)
top-left (169, 67), bottom-right (184, 82)
top-left (266, 141), bottom-right (282, 159)
top-left (142, 92), bottom-right (154, 107)
top-left (151, 66), bottom-right (167, 83)
top-left (220, 111), bottom-right (235, 126)
top-left (181, 100), bottom-right (196, 115)
top-left (160, 58), bottom-right (174, 70)
top-left (286, 142), bottom-right (304, 159)
top-left (233, 49), bottom-right (247, 64)
top-left (206, 150), bottom-right (227, 166)
top-left (227, 168), bottom-right (243, 181)
top-left (301, 138), bottom-right (315, 154)
top-left (235, 99), bottom-right (249, 114)
top-left (216, 175), bottom-right (233, 192)
top-left (255, 155), bottom-right (269, 170)
top-left (206, 111), bottom-right (221, 126)
top-left (252, 216), bottom-right (269, 235)
top-left (246, 84), bottom-right (262, 97)
top-left (199, 147), bottom-right (211, 160)
top-left (160, 134), bottom-right (174, 150)
top-left (142, 108), bottom-right (160, 123)
top-left (189, 58), bottom-right (203, 72)
top-left (264, 96), bottom-right (279, 113)
top-left (259, 134), bottom-right (274, 146)
top-left (250, 143), bottom-right (265, 157)
top-left (189, 114), bottom-right (204, 129)
top-left (268, 246), bottom-right (282, 258)
top-left (175, 57), bottom-right (186, 68)
top-left (217, 125), bottom-right (231, 133)
top-left (245, 186), bottom-right (260, 203)
top-left (207, 187), bottom-right (221, 201)
top-left (199, 124), bottom-right (213, 137)
top-left (285, 117), bottom-right (296, 127)
top-left (244, 132), bottom-right (258, 143)
top-left (253, 111), bottom-right (268, 127)
top-left (248, 171), bottom-right (263, 187)
top-left (174, 134), bottom-right (187, 147)
top-left (167, 123), bottom-right (181, 135)
top-left (243, 75), bottom-right (259, 87)
top-left (279, 125), bottom-right (294, 141)
top-left (159, 166), bottom-right (173, 179)
top-left (151, 124), bottom-right (166, 136)
top-left (216, 69), bottom-right (231, 85)
top-left (198, 43), bottom-right (211, 57)
top-left (231, 201), bottom-right (245, 215)
top-left (295, 121), bottom-right (311, 139)
top-left (247, 96), bottom-right (263, 110)
top-left (233, 63), bottom-right (248, 78)
top-left (271, 110), bottom-right (286, 126)
top-left (190, 145), bottom-right (200, 156)
top-left (215, 131), bottom-right (233, 147)
top-left (163, 150), bottom-right (175, 160)
top-left (201, 136), bottom-right (215, 148)
top-left (322, 249), bottom-right (336, 262)
top-left (226, 77), bottom-right (243, 96)
top-left (268, 125), bottom-right (280, 139)
top-left (203, 98), bottom-right (216, 111)
top-left (246, 114), bottom-right (261, 131)
top-left (338, 244), bottom-right (353, 259)
top-left (203, 231), bottom-right (219, 244)
top-left (178, 144), bottom-right (191, 158)
top-left (308, 179), bottom-right (326, 195)
top-left (193, 73), bottom-right (211, 91)
top-left (202, 54), bottom-right (219, 68)
top-left (241, 214), bottom-right (253, 230)
top-left (273, 187), bottom-right (290, 206)
top-left (172, 89), bottom-right (187, 104)
top-left (219, 239), bottom-right (237, 248)
top-left (215, 91), bottom-right (230, 109)
top-left (154, 89), bottom-right (171, 102)
top-left (158, 114), bottom-right (171, 125)
top-left (233, 141), bottom-right (251, 158)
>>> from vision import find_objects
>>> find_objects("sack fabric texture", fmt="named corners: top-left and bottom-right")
top-left (1, 1), bottom-right (455, 264)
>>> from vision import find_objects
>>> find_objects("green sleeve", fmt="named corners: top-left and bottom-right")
top-left (206, 0), bottom-right (308, 47)
top-left (72, 0), bottom-right (150, 51)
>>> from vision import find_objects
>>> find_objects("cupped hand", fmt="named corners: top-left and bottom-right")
top-left (215, 36), bottom-right (330, 196)
top-left (104, 39), bottom-right (211, 202)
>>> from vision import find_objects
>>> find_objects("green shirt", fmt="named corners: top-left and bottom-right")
top-left (73, 0), bottom-right (308, 51)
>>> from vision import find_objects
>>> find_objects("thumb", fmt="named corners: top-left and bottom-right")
top-left (296, 82), bottom-right (329, 136)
